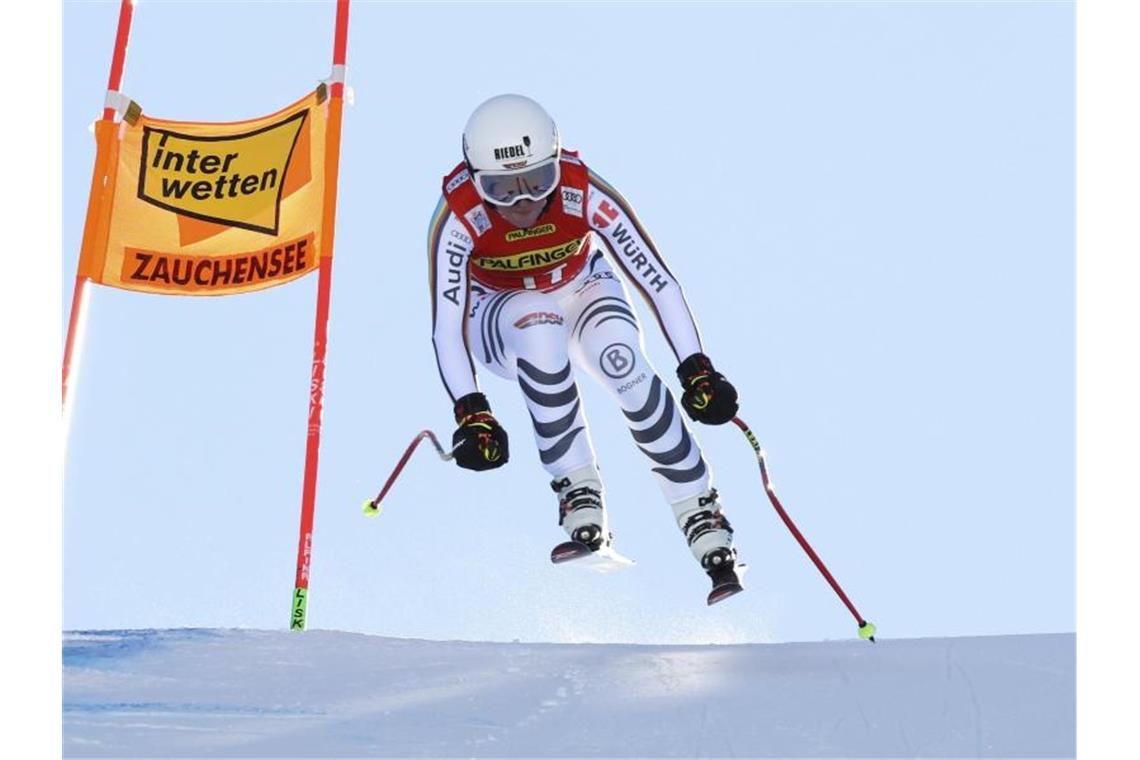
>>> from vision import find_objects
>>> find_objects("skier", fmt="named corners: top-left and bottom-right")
top-left (427, 94), bottom-right (745, 603)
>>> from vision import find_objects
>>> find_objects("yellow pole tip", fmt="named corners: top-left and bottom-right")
top-left (362, 499), bottom-right (380, 517)
top-left (858, 622), bottom-right (877, 640)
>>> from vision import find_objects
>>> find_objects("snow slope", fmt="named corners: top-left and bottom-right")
top-left (63, 629), bottom-right (1073, 758)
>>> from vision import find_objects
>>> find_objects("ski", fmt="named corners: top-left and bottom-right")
top-left (707, 581), bottom-right (743, 605)
top-left (550, 540), bottom-right (635, 574)
top-left (707, 562), bottom-right (748, 606)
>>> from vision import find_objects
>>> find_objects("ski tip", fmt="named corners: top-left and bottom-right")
top-left (706, 583), bottom-right (744, 606)
top-left (550, 541), bottom-right (635, 572)
top-left (550, 540), bottom-right (593, 564)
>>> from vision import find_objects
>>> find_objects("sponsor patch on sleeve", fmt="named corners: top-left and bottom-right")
top-left (464, 205), bottom-right (493, 236)
top-left (561, 186), bottom-right (584, 217)
top-left (445, 168), bottom-right (471, 194)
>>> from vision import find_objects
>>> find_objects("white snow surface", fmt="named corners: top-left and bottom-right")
top-left (63, 629), bottom-right (1073, 758)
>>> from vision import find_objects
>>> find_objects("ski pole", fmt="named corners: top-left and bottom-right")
top-left (362, 430), bottom-right (456, 516)
top-left (731, 416), bottom-right (877, 642)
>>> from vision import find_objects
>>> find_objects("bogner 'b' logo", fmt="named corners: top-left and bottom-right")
top-left (505, 223), bottom-right (556, 242)
top-left (600, 343), bottom-right (635, 379)
top-left (138, 109), bottom-right (308, 235)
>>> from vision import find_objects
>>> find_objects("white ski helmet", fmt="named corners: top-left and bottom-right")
top-left (462, 94), bottom-right (561, 206)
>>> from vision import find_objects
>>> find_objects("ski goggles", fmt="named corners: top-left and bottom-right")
top-left (473, 157), bottom-right (561, 207)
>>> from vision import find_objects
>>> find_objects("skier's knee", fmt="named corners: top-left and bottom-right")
top-left (498, 298), bottom-right (569, 365)
top-left (572, 313), bottom-right (647, 386)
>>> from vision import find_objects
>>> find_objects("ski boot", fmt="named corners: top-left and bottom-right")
top-left (549, 466), bottom-right (634, 571)
top-left (673, 488), bottom-right (744, 604)
top-left (549, 465), bottom-right (609, 563)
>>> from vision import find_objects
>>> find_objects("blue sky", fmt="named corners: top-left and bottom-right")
top-left (62, 0), bottom-right (1074, 644)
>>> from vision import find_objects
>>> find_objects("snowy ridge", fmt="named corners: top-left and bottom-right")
top-left (64, 629), bottom-right (1073, 758)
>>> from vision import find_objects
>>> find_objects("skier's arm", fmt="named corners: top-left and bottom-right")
top-left (427, 197), bottom-right (480, 404)
top-left (586, 171), bottom-right (703, 363)
top-left (587, 172), bottom-right (739, 424)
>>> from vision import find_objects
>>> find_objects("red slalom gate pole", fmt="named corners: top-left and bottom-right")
top-left (101, 0), bottom-right (135, 121)
top-left (64, 0), bottom-right (135, 410)
top-left (291, 0), bottom-right (351, 631)
top-left (62, 275), bottom-right (90, 409)
top-left (731, 417), bottom-right (877, 642)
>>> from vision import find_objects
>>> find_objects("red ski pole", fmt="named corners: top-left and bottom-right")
top-left (362, 430), bottom-right (456, 516)
top-left (731, 416), bottom-right (877, 642)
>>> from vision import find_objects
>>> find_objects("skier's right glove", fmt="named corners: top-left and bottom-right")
top-left (451, 392), bottom-right (509, 471)
top-left (677, 352), bottom-right (739, 425)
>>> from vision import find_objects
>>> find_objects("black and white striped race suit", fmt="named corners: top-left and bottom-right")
top-left (428, 172), bottom-right (734, 563)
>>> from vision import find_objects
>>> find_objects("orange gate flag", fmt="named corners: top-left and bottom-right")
top-left (79, 86), bottom-right (331, 296)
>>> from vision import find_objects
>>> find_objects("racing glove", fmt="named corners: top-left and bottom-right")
top-left (677, 352), bottom-right (739, 425)
top-left (451, 392), bottom-right (509, 471)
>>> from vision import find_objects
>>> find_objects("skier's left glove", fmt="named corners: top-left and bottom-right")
top-left (677, 352), bottom-right (739, 425)
top-left (451, 392), bottom-right (509, 471)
